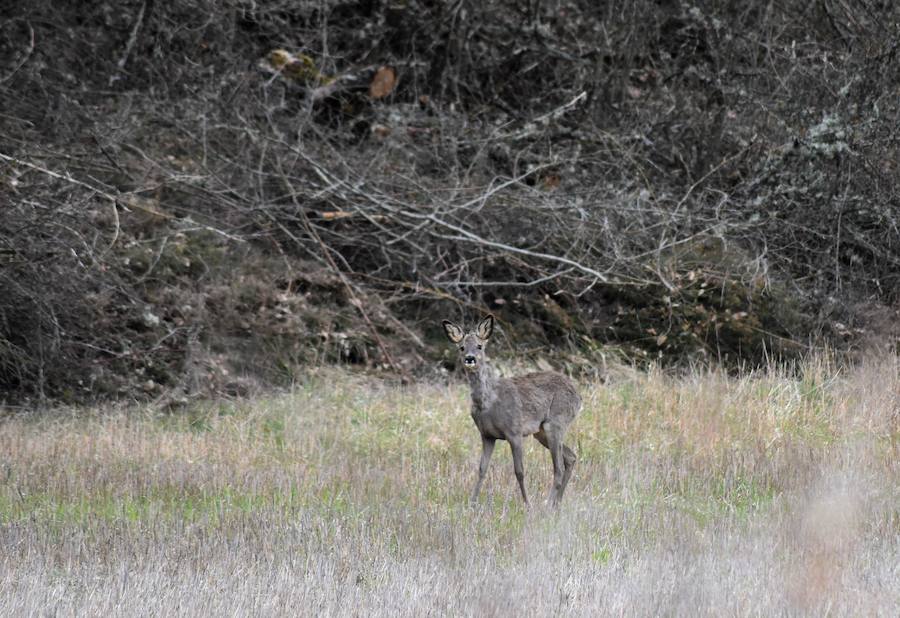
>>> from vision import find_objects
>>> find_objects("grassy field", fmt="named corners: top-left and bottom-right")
top-left (1, 356), bottom-right (898, 616)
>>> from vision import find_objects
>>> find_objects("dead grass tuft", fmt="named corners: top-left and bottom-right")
top-left (1, 357), bottom-right (897, 615)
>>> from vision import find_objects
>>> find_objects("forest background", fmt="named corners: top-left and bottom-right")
top-left (1, 0), bottom-right (899, 404)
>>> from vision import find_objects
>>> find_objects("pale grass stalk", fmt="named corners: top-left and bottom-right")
top-left (0, 358), bottom-right (897, 616)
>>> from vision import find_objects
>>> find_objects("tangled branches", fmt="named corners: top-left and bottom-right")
top-left (1, 0), bottom-right (899, 402)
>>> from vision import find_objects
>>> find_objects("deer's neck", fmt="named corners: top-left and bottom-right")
top-left (467, 361), bottom-right (499, 411)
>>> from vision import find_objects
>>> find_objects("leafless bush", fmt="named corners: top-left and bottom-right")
top-left (1, 0), bottom-right (898, 401)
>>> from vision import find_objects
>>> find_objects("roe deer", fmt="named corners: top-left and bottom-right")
top-left (442, 314), bottom-right (581, 506)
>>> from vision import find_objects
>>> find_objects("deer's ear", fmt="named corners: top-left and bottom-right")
top-left (442, 320), bottom-right (464, 344)
top-left (476, 314), bottom-right (494, 340)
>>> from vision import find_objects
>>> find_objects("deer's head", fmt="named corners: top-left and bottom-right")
top-left (442, 315), bottom-right (494, 372)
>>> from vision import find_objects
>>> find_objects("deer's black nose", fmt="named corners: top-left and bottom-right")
top-left (464, 355), bottom-right (477, 365)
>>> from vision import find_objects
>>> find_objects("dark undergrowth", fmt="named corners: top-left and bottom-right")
top-left (1, 1), bottom-right (898, 403)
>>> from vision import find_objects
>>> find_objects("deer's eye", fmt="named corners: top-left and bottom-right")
top-left (477, 344), bottom-right (483, 350)
top-left (459, 346), bottom-right (464, 351)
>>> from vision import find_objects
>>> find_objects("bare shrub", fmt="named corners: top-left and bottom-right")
top-left (2, 1), bottom-right (899, 400)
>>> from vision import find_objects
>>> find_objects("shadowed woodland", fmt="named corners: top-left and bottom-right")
top-left (1, 0), bottom-right (899, 403)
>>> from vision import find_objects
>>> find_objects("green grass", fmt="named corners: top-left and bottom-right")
top-left (0, 359), bottom-right (897, 615)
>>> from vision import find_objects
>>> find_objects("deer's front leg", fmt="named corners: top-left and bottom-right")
top-left (471, 435), bottom-right (496, 503)
top-left (509, 436), bottom-right (529, 505)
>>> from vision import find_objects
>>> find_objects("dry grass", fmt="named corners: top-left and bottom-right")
top-left (1, 356), bottom-right (898, 616)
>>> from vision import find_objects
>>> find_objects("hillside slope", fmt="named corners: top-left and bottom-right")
top-left (1, 1), bottom-right (898, 402)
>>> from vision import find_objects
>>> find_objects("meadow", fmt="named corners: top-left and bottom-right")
top-left (1, 356), bottom-right (897, 616)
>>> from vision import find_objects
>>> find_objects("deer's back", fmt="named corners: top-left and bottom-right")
top-left (507, 370), bottom-right (581, 424)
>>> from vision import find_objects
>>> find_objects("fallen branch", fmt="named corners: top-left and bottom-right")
top-left (412, 211), bottom-right (611, 284)
top-left (0, 152), bottom-right (244, 243)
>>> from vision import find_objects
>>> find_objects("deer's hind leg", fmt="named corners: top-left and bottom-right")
top-left (535, 423), bottom-right (565, 505)
top-left (559, 443), bottom-right (577, 499)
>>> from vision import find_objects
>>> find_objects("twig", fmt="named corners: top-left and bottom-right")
top-left (101, 199), bottom-right (121, 258)
top-left (281, 147), bottom-right (605, 283)
top-left (532, 91), bottom-right (588, 125)
top-left (0, 152), bottom-right (117, 198)
top-left (0, 21), bottom-right (34, 86)
top-left (450, 268), bottom-right (575, 287)
top-left (109, 0), bottom-right (152, 87)
top-left (300, 209), bottom-right (406, 376)
top-left (274, 165), bottom-right (407, 375)
top-left (414, 212), bottom-right (610, 283)
top-left (673, 136), bottom-right (756, 212)
top-left (0, 152), bottom-right (244, 244)
top-left (498, 91), bottom-right (587, 142)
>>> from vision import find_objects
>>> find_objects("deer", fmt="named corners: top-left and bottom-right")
top-left (442, 314), bottom-right (582, 507)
